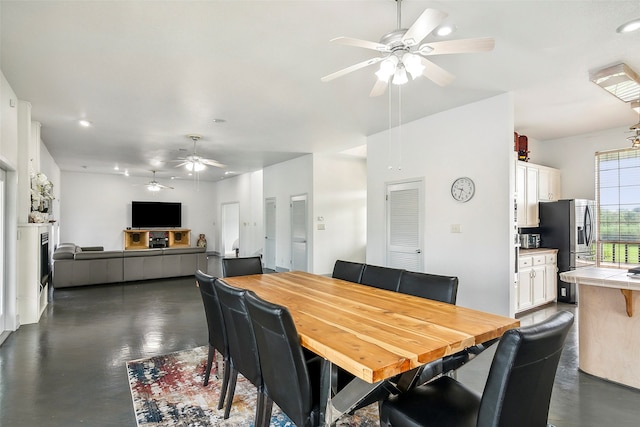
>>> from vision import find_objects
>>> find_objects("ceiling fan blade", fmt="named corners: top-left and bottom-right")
top-left (330, 36), bottom-right (390, 52)
top-left (158, 183), bottom-right (174, 190)
top-left (201, 158), bottom-right (226, 168)
top-left (420, 37), bottom-right (495, 55)
top-left (402, 8), bottom-right (448, 47)
top-left (174, 161), bottom-right (188, 168)
top-left (420, 57), bottom-right (456, 86)
top-left (321, 57), bottom-right (384, 82)
top-left (369, 78), bottom-right (389, 97)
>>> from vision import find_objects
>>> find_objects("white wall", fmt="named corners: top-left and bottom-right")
top-left (0, 72), bottom-right (18, 169)
top-left (528, 126), bottom-right (630, 200)
top-left (367, 94), bottom-right (515, 316)
top-left (213, 170), bottom-right (263, 257)
top-left (60, 172), bottom-right (216, 250)
top-left (264, 155), bottom-right (313, 272)
top-left (0, 70), bottom-right (19, 333)
top-left (312, 153), bottom-right (367, 275)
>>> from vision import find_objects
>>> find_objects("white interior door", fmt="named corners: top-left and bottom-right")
top-left (386, 180), bottom-right (423, 271)
top-left (221, 202), bottom-right (239, 257)
top-left (264, 198), bottom-right (276, 270)
top-left (0, 169), bottom-right (6, 333)
top-left (291, 194), bottom-right (308, 272)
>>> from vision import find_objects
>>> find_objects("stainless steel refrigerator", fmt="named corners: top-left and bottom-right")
top-left (538, 199), bottom-right (596, 303)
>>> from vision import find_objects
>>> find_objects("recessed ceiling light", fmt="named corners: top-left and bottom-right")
top-left (79, 119), bottom-right (92, 127)
top-left (212, 118), bottom-right (226, 123)
top-left (617, 18), bottom-right (640, 34)
top-left (114, 165), bottom-right (120, 171)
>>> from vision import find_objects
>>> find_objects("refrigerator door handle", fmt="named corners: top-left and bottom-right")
top-left (584, 205), bottom-right (593, 247)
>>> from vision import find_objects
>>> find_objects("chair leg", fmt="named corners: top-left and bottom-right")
top-left (259, 395), bottom-right (273, 427)
top-left (254, 389), bottom-right (266, 427)
top-left (203, 345), bottom-right (216, 386)
top-left (224, 368), bottom-right (239, 419)
top-left (217, 356), bottom-right (231, 410)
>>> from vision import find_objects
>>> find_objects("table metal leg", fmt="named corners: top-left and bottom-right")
top-left (319, 358), bottom-right (391, 426)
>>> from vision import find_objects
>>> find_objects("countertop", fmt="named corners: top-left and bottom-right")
top-left (560, 267), bottom-right (640, 291)
top-left (519, 247), bottom-right (558, 255)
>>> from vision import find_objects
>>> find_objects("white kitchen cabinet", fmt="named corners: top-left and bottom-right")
top-left (515, 162), bottom-right (561, 226)
top-left (544, 252), bottom-right (557, 303)
top-left (538, 166), bottom-right (561, 201)
top-left (516, 250), bottom-right (558, 313)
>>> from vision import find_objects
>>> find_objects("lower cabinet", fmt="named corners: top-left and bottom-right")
top-left (516, 250), bottom-right (558, 313)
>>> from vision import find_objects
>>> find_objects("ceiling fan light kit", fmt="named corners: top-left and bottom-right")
top-left (321, 0), bottom-right (495, 96)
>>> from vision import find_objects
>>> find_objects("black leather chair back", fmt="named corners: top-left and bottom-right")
top-left (360, 264), bottom-right (404, 292)
top-left (245, 291), bottom-right (319, 427)
top-left (222, 256), bottom-right (263, 277)
top-left (332, 260), bottom-right (365, 283)
top-left (397, 271), bottom-right (459, 304)
top-left (214, 279), bottom-right (262, 387)
top-left (195, 270), bottom-right (227, 358)
top-left (477, 310), bottom-right (574, 426)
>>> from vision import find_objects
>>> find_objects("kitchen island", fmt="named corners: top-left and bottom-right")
top-left (560, 267), bottom-right (640, 389)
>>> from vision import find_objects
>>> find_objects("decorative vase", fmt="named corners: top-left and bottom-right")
top-left (29, 211), bottom-right (48, 223)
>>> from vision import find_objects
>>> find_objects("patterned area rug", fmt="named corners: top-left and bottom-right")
top-left (126, 346), bottom-right (380, 426)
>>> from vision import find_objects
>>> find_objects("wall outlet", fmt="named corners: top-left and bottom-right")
top-left (561, 288), bottom-right (567, 297)
top-left (450, 224), bottom-right (462, 233)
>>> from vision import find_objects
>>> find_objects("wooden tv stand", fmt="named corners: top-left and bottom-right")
top-left (124, 229), bottom-right (191, 250)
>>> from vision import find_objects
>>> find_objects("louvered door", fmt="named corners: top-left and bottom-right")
top-left (386, 180), bottom-right (423, 271)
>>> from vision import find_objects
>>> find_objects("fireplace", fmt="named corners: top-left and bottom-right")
top-left (40, 232), bottom-right (50, 288)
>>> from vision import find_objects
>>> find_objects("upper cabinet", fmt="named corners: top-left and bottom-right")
top-left (537, 165), bottom-right (561, 202)
top-left (516, 161), bottom-right (561, 227)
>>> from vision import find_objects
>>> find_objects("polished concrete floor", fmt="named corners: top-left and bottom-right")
top-left (1, 257), bottom-right (639, 426)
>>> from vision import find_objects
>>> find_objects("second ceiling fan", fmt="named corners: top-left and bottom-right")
top-left (321, 0), bottom-right (495, 97)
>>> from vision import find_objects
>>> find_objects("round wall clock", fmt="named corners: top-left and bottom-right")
top-left (451, 177), bottom-right (475, 202)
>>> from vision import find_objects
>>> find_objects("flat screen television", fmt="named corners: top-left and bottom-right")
top-left (131, 201), bottom-right (182, 228)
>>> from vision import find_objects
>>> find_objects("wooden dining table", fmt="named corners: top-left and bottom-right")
top-left (222, 271), bottom-right (520, 426)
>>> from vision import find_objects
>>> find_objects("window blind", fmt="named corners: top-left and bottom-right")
top-left (596, 148), bottom-right (640, 267)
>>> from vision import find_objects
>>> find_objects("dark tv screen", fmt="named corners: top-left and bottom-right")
top-left (132, 201), bottom-right (182, 228)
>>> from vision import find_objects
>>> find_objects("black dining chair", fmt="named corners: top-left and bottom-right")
top-left (214, 279), bottom-right (266, 424)
top-left (222, 256), bottom-right (263, 277)
top-left (194, 270), bottom-right (230, 411)
top-left (379, 310), bottom-right (574, 427)
top-left (245, 290), bottom-right (322, 427)
top-left (397, 271), bottom-right (459, 304)
top-left (332, 260), bottom-right (365, 283)
top-left (359, 264), bottom-right (404, 291)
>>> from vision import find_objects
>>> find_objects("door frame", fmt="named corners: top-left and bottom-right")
top-left (290, 193), bottom-right (308, 272)
top-left (385, 178), bottom-right (424, 271)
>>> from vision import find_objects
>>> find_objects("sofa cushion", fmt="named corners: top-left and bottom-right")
top-left (162, 247), bottom-right (206, 255)
top-left (74, 250), bottom-right (124, 260)
top-left (52, 246), bottom-right (76, 260)
top-left (124, 249), bottom-right (164, 257)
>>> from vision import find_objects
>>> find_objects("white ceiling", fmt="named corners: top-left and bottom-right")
top-left (2, 1), bottom-right (639, 184)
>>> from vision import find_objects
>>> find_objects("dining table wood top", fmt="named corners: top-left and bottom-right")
top-left (221, 271), bottom-right (520, 384)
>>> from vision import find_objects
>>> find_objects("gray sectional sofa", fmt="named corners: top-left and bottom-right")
top-left (52, 243), bottom-right (207, 288)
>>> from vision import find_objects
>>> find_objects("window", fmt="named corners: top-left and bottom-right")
top-left (596, 148), bottom-right (640, 268)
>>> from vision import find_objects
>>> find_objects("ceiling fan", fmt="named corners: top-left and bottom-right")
top-left (145, 170), bottom-right (173, 192)
top-left (174, 134), bottom-right (226, 172)
top-left (321, 0), bottom-right (495, 97)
